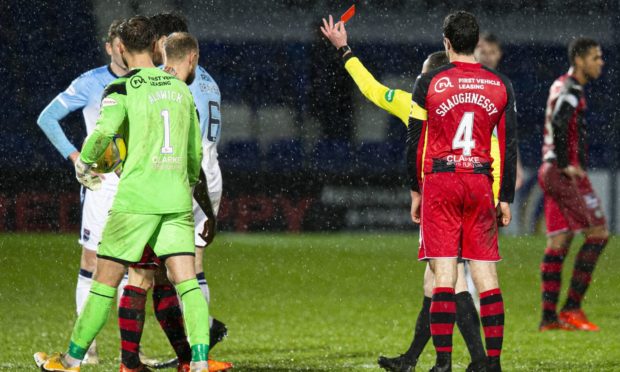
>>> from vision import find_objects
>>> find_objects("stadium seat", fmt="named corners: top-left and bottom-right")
top-left (311, 139), bottom-right (353, 173)
top-left (219, 140), bottom-right (261, 172)
top-left (266, 139), bottom-right (305, 172)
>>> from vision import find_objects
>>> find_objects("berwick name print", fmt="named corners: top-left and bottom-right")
top-left (435, 92), bottom-right (499, 117)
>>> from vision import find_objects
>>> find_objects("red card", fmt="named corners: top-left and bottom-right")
top-left (340, 4), bottom-right (356, 24)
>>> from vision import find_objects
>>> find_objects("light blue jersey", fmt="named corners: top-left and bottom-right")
top-left (37, 65), bottom-right (119, 158)
top-left (189, 65), bottom-right (222, 183)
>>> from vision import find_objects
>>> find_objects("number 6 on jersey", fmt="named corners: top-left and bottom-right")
top-left (452, 112), bottom-right (475, 156)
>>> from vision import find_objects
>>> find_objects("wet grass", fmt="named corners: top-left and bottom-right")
top-left (1, 233), bottom-right (619, 371)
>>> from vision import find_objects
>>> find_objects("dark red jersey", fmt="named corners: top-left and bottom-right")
top-left (542, 74), bottom-right (587, 168)
top-left (406, 61), bottom-right (518, 203)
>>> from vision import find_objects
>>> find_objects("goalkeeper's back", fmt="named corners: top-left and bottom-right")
top-left (82, 67), bottom-right (201, 215)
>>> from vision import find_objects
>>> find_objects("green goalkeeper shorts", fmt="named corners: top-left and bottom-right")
top-left (97, 211), bottom-right (195, 264)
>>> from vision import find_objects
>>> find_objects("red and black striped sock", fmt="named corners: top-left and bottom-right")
top-left (563, 238), bottom-right (607, 311)
top-left (430, 287), bottom-right (455, 366)
top-left (480, 288), bottom-right (504, 360)
top-left (152, 284), bottom-right (192, 363)
top-left (119, 285), bottom-right (147, 369)
top-left (540, 247), bottom-right (568, 322)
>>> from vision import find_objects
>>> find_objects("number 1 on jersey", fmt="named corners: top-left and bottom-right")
top-left (160, 109), bottom-right (173, 154)
top-left (452, 112), bottom-right (475, 156)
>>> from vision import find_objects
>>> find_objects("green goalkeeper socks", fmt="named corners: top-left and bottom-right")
top-left (176, 278), bottom-right (210, 361)
top-left (67, 280), bottom-right (116, 360)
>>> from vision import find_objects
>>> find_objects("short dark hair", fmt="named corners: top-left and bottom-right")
top-left (150, 13), bottom-right (189, 38)
top-left (426, 51), bottom-right (449, 70)
top-left (118, 16), bottom-right (156, 53)
top-left (443, 11), bottom-right (479, 55)
top-left (106, 19), bottom-right (124, 43)
top-left (164, 32), bottom-right (199, 61)
top-left (568, 37), bottom-right (599, 66)
top-left (479, 32), bottom-right (501, 49)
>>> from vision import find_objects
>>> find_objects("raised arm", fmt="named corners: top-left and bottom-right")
top-left (320, 15), bottom-right (413, 126)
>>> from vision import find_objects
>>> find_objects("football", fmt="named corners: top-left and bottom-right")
top-left (94, 135), bottom-right (126, 173)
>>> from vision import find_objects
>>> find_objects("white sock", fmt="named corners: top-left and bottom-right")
top-left (196, 272), bottom-right (210, 304)
top-left (63, 353), bottom-right (81, 368)
top-left (196, 272), bottom-right (214, 327)
top-left (76, 269), bottom-right (93, 315)
top-left (117, 273), bottom-right (129, 306)
top-left (191, 360), bottom-right (209, 370)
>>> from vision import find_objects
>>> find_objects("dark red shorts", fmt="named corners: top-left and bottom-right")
top-left (538, 162), bottom-right (606, 235)
top-left (418, 173), bottom-right (500, 262)
top-left (130, 245), bottom-right (161, 270)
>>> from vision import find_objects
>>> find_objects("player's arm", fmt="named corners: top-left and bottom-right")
top-left (36, 76), bottom-right (91, 162)
top-left (321, 14), bottom-right (413, 126)
top-left (188, 102), bottom-right (214, 242)
top-left (343, 56), bottom-right (412, 125)
top-left (194, 168), bottom-right (216, 245)
top-left (551, 86), bottom-right (581, 170)
top-left (77, 80), bottom-right (126, 191)
top-left (80, 81), bottom-right (127, 165)
top-left (497, 80), bottom-right (518, 205)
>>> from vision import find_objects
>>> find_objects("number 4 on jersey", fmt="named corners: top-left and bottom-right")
top-left (452, 112), bottom-right (475, 156)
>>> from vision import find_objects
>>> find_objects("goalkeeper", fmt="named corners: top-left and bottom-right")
top-left (321, 16), bottom-right (500, 372)
top-left (35, 16), bottom-right (211, 372)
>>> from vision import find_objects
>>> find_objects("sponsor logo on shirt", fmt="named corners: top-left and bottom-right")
top-left (385, 89), bottom-right (395, 102)
top-left (102, 97), bottom-right (117, 107)
top-left (434, 77), bottom-right (453, 93)
top-left (130, 75), bottom-right (146, 89)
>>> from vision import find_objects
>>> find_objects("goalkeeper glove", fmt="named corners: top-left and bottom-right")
top-left (75, 158), bottom-right (102, 191)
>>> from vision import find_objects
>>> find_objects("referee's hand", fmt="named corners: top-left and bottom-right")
top-left (320, 15), bottom-right (348, 49)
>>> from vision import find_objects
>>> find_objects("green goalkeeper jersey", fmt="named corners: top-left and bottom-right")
top-left (81, 67), bottom-right (202, 214)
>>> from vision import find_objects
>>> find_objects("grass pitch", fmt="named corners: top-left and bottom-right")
top-left (1, 233), bottom-right (619, 371)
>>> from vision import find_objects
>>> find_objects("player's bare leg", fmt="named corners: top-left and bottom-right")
top-left (469, 261), bottom-right (504, 372)
top-left (559, 225), bottom-right (609, 331)
top-left (540, 231), bottom-right (574, 331)
top-left (195, 246), bottom-right (228, 348)
top-left (427, 258), bottom-right (457, 372)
